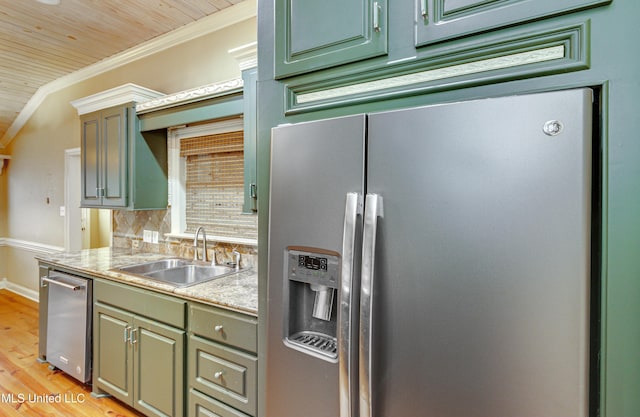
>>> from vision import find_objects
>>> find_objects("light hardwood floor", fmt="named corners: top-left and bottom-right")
top-left (0, 289), bottom-right (145, 416)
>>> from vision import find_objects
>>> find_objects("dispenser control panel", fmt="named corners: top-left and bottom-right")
top-left (298, 254), bottom-right (328, 271)
top-left (286, 248), bottom-right (339, 289)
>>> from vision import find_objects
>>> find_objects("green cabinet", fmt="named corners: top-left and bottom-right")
top-left (241, 67), bottom-right (258, 213)
top-left (274, 0), bottom-right (388, 78)
top-left (273, 0), bottom-right (610, 79)
top-left (135, 315), bottom-right (185, 417)
top-left (81, 106), bottom-right (128, 207)
top-left (415, 0), bottom-right (612, 47)
top-left (188, 303), bottom-right (258, 417)
top-left (81, 104), bottom-right (168, 210)
top-left (93, 279), bottom-right (186, 417)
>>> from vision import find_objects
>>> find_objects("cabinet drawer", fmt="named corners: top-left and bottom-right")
top-left (189, 303), bottom-right (257, 353)
top-left (189, 388), bottom-right (250, 417)
top-left (189, 335), bottom-right (257, 416)
top-left (95, 279), bottom-right (186, 329)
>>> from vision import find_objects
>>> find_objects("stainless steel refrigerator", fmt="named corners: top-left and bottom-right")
top-left (267, 88), bottom-right (593, 417)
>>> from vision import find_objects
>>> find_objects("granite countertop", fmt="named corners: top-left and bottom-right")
top-left (36, 247), bottom-right (258, 316)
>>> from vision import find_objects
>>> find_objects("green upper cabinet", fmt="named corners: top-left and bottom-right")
top-left (275, 0), bottom-right (388, 78)
top-left (136, 66), bottom-right (258, 214)
top-left (273, 0), bottom-right (611, 80)
top-left (242, 67), bottom-right (258, 213)
top-left (80, 104), bottom-right (168, 210)
top-left (416, 0), bottom-right (611, 47)
top-left (81, 112), bottom-right (101, 205)
top-left (73, 84), bottom-right (167, 210)
top-left (81, 106), bottom-right (128, 208)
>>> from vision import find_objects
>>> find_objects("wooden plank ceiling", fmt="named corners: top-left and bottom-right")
top-left (0, 0), bottom-right (244, 144)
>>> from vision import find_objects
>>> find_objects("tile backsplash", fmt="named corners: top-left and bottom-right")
top-left (111, 208), bottom-right (257, 270)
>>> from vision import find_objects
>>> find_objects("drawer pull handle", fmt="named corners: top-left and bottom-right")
top-left (214, 371), bottom-right (225, 379)
top-left (214, 325), bottom-right (224, 333)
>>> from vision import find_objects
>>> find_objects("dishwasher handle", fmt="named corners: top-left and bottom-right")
top-left (42, 277), bottom-right (83, 291)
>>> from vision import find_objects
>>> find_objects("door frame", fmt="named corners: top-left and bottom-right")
top-left (64, 147), bottom-right (85, 251)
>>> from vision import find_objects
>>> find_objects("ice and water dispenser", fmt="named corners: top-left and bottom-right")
top-left (284, 247), bottom-right (340, 361)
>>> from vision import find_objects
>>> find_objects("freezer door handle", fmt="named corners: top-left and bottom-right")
top-left (359, 194), bottom-right (383, 417)
top-left (339, 192), bottom-right (362, 417)
top-left (42, 277), bottom-right (83, 291)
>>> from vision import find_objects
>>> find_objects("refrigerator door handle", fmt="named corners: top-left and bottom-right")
top-left (359, 194), bottom-right (383, 417)
top-left (339, 192), bottom-right (363, 417)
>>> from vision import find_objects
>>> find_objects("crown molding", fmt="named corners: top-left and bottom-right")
top-left (229, 41), bottom-right (258, 71)
top-left (136, 78), bottom-right (244, 114)
top-left (71, 83), bottom-right (165, 115)
top-left (136, 41), bottom-right (257, 114)
top-left (0, 0), bottom-right (256, 148)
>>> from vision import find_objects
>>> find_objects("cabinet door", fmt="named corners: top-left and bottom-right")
top-left (80, 112), bottom-right (101, 207)
top-left (275, 0), bottom-right (387, 78)
top-left (94, 303), bottom-right (134, 406)
top-left (134, 316), bottom-right (185, 417)
top-left (242, 67), bottom-right (257, 213)
top-left (101, 106), bottom-right (128, 207)
top-left (416, 0), bottom-right (611, 47)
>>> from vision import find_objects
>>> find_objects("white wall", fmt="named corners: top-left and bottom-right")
top-left (0, 9), bottom-right (256, 294)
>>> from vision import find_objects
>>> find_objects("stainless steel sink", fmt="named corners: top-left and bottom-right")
top-left (113, 259), bottom-right (239, 287)
top-left (145, 264), bottom-right (236, 286)
top-left (117, 258), bottom-right (191, 275)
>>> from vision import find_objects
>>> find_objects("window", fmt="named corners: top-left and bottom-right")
top-left (168, 119), bottom-right (257, 243)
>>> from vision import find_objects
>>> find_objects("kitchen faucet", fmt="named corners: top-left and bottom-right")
top-left (232, 249), bottom-right (241, 271)
top-left (193, 226), bottom-right (208, 262)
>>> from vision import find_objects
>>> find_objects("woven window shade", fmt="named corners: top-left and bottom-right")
top-left (181, 130), bottom-right (257, 239)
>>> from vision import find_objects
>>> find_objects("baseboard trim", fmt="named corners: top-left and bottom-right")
top-left (0, 238), bottom-right (58, 303)
top-left (0, 278), bottom-right (39, 303)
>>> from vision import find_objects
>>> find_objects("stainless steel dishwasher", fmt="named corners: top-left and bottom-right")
top-left (44, 271), bottom-right (92, 383)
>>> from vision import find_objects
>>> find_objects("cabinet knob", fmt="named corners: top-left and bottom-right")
top-left (214, 325), bottom-right (224, 333)
top-left (214, 371), bottom-right (225, 379)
